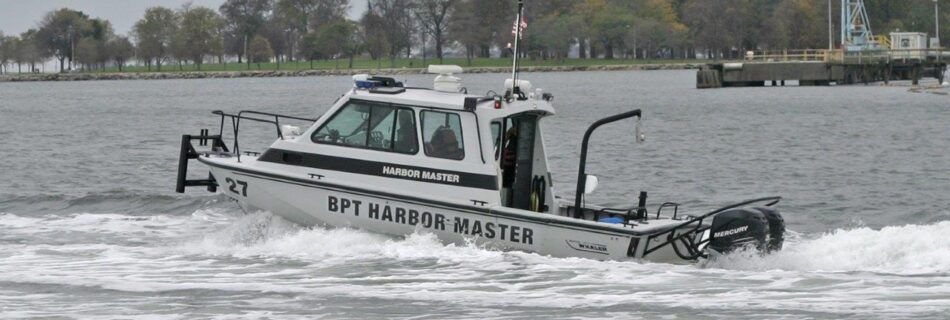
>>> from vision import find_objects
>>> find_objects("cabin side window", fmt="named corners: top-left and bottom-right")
top-left (311, 101), bottom-right (418, 154)
top-left (421, 110), bottom-right (464, 160)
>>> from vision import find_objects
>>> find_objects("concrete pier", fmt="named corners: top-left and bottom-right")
top-left (697, 50), bottom-right (948, 88)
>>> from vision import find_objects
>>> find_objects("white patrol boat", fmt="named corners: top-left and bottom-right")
top-left (173, 66), bottom-right (785, 263)
top-left (174, 3), bottom-right (785, 264)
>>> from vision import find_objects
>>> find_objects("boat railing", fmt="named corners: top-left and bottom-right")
top-left (175, 130), bottom-right (229, 193)
top-left (573, 109), bottom-right (643, 218)
top-left (211, 110), bottom-right (318, 162)
top-left (642, 196), bottom-right (781, 261)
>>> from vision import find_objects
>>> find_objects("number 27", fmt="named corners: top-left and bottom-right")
top-left (225, 178), bottom-right (248, 197)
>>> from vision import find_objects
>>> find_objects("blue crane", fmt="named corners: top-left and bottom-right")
top-left (840, 0), bottom-right (886, 51)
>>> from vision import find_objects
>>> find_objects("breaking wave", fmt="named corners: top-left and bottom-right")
top-left (182, 210), bottom-right (950, 275)
top-left (180, 211), bottom-right (508, 265)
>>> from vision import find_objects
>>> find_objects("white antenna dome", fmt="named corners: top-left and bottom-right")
top-left (428, 65), bottom-right (465, 93)
top-left (427, 65), bottom-right (464, 74)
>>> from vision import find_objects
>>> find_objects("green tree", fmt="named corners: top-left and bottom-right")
top-left (219, 0), bottom-right (273, 66)
top-left (448, 0), bottom-right (511, 58)
top-left (369, 0), bottom-right (413, 67)
top-left (360, 6), bottom-right (388, 62)
top-left (133, 6), bottom-right (178, 71)
top-left (591, 6), bottom-right (633, 59)
top-left (169, 28), bottom-right (189, 70)
top-left (108, 36), bottom-right (134, 71)
top-left (3, 36), bottom-right (19, 73)
top-left (315, 19), bottom-right (360, 68)
top-left (532, 14), bottom-right (577, 61)
top-left (448, 0), bottom-right (509, 63)
top-left (0, 33), bottom-right (10, 74)
top-left (299, 31), bottom-right (322, 68)
top-left (248, 34), bottom-right (274, 68)
top-left (624, 0), bottom-right (688, 59)
top-left (521, 0), bottom-right (573, 59)
top-left (273, 0), bottom-right (347, 61)
top-left (769, 0), bottom-right (825, 49)
top-left (682, 0), bottom-right (752, 59)
top-left (86, 18), bottom-right (115, 70)
top-left (412, 0), bottom-right (456, 63)
top-left (75, 37), bottom-right (99, 71)
top-left (262, 17), bottom-right (290, 69)
top-left (274, 0), bottom-right (309, 61)
top-left (176, 5), bottom-right (224, 70)
top-left (16, 29), bottom-right (45, 73)
top-left (310, 0), bottom-right (350, 30)
top-left (36, 8), bottom-right (91, 72)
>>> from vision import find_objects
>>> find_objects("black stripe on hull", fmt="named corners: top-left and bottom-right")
top-left (197, 157), bottom-right (653, 237)
top-left (257, 149), bottom-right (499, 190)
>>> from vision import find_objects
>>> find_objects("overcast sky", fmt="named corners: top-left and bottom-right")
top-left (0, 0), bottom-right (366, 37)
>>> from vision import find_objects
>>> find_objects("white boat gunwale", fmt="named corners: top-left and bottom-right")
top-left (196, 154), bottom-right (691, 238)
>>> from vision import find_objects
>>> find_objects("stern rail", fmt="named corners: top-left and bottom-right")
top-left (175, 130), bottom-right (229, 193)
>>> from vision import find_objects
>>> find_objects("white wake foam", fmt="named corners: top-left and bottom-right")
top-left (4, 210), bottom-right (950, 276)
top-left (707, 221), bottom-right (950, 274)
top-left (3, 210), bottom-right (950, 316)
top-left (178, 211), bottom-right (507, 265)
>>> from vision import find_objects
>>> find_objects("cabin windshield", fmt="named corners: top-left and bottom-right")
top-left (312, 100), bottom-right (418, 154)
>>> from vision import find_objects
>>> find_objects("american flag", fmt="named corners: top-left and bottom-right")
top-left (511, 16), bottom-right (527, 38)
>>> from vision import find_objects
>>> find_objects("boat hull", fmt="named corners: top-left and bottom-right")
top-left (202, 157), bottom-right (701, 263)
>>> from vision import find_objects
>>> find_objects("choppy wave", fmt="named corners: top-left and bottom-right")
top-left (0, 191), bottom-right (222, 217)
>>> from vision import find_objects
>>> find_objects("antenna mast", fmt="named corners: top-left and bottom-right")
top-left (510, 0), bottom-right (525, 96)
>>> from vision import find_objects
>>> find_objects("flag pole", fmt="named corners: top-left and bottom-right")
top-left (510, 0), bottom-right (524, 97)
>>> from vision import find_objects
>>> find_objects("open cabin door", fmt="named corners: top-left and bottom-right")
top-left (498, 114), bottom-right (553, 212)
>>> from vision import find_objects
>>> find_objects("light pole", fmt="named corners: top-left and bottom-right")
top-left (935, 0), bottom-right (941, 47)
top-left (68, 25), bottom-right (74, 72)
top-left (829, 0), bottom-right (834, 50)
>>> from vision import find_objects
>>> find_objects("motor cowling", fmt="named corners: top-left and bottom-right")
top-left (756, 207), bottom-right (785, 252)
top-left (707, 208), bottom-right (771, 254)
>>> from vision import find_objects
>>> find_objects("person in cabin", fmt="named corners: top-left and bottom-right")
top-left (429, 126), bottom-right (463, 159)
top-left (502, 126), bottom-right (518, 205)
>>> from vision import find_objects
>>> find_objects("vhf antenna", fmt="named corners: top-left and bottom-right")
top-left (510, 0), bottom-right (524, 99)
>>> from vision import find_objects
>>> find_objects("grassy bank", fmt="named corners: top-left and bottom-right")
top-left (0, 58), bottom-right (705, 82)
top-left (92, 57), bottom-right (703, 73)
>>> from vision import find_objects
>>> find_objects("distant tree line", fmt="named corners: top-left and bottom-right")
top-left (0, 0), bottom-right (947, 74)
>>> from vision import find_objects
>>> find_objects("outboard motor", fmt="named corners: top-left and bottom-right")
top-left (756, 207), bottom-right (785, 252)
top-left (708, 208), bottom-right (774, 254)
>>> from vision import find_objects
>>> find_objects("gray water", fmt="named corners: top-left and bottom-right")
top-left (1, 70), bottom-right (949, 319)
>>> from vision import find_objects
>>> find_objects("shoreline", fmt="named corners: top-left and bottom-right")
top-left (0, 63), bottom-right (702, 82)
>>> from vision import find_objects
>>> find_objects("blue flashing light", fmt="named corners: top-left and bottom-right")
top-left (598, 216), bottom-right (625, 224)
top-left (355, 80), bottom-right (380, 89)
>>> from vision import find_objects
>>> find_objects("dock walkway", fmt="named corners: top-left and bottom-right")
top-left (698, 49), bottom-right (948, 88)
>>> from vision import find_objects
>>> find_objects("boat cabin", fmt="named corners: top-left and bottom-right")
top-left (257, 66), bottom-right (558, 213)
